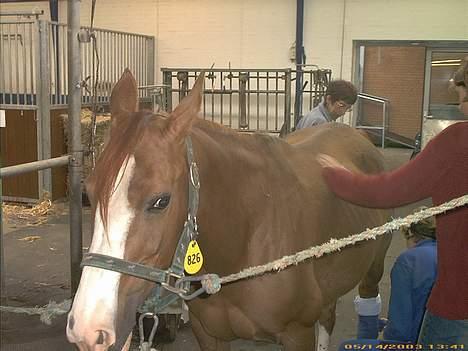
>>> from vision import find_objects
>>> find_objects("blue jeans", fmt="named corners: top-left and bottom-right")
top-left (418, 310), bottom-right (468, 346)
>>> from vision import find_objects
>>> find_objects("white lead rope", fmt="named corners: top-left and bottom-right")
top-left (0, 299), bottom-right (71, 325)
top-left (2, 194), bottom-right (467, 321)
top-left (218, 194), bottom-right (468, 286)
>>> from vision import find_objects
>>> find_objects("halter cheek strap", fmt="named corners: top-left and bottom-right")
top-left (170, 137), bottom-right (200, 276)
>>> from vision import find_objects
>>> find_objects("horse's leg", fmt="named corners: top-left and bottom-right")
top-left (317, 302), bottom-right (337, 351)
top-left (189, 311), bottom-right (230, 351)
top-left (279, 322), bottom-right (316, 351)
top-left (355, 234), bottom-right (392, 338)
top-left (359, 235), bottom-right (391, 297)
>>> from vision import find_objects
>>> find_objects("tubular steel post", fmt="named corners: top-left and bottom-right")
top-left (163, 70), bottom-right (173, 112)
top-left (33, 19), bottom-right (44, 197)
top-left (284, 69), bottom-right (292, 133)
top-left (0, 156), bottom-right (70, 178)
top-left (147, 37), bottom-right (155, 87)
top-left (294, 0), bottom-right (305, 127)
top-left (239, 72), bottom-right (248, 129)
top-left (177, 71), bottom-right (188, 101)
top-left (382, 102), bottom-right (387, 148)
top-left (68, 0), bottom-right (83, 295)
top-left (38, 20), bottom-right (52, 198)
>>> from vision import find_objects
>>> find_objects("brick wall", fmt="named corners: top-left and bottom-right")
top-left (361, 46), bottom-right (426, 140)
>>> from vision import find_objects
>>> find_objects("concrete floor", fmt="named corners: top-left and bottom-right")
top-left (1, 147), bottom-right (428, 351)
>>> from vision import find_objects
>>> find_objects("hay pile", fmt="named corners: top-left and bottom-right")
top-left (62, 109), bottom-right (111, 180)
top-left (2, 197), bottom-right (56, 227)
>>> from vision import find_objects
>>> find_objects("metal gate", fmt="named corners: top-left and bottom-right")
top-left (161, 67), bottom-right (331, 134)
top-left (0, 19), bottom-right (155, 109)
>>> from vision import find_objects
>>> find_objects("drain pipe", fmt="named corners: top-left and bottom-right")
top-left (294, 0), bottom-right (305, 127)
top-left (49, 0), bottom-right (60, 100)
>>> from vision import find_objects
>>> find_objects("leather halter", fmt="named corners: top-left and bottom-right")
top-left (81, 137), bottom-right (201, 300)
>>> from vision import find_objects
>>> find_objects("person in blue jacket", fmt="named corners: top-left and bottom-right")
top-left (383, 207), bottom-right (437, 342)
top-left (295, 80), bottom-right (357, 130)
top-left (339, 208), bottom-right (437, 349)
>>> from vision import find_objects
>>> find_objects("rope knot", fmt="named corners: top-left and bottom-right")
top-left (201, 274), bottom-right (221, 295)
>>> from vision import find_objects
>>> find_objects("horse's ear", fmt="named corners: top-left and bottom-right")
top-left (166, 71), bottom-right (205, 141)
top-left (110, 69), bottom-right (138, 130)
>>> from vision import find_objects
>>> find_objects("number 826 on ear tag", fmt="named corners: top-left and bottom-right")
top-left (184, 240), bottom-right (203, 274)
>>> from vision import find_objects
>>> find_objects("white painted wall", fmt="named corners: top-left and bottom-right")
top-left (4, 0), bottom-right (466, 82)
top-left (0, 1), bottom-right (52, 18)
top-left (2, 0), bottom-right (467, 124)
top-left (75, 0), bottom-right (468, 82)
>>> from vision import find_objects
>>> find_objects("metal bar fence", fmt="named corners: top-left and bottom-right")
top-left (0, 156), bottom-right (70, 178)
top-left (161, 67), bottom-right (329, 134)
top-left (355, 93), bottom-right (390, 148)
top-left (0, 19), bottom-right (155, 110)
top-left (48, 22), bottom-right (155, 107)
top-left (161, 68), bottom-right (297, 134)
top-left (0, 20), bottom-right (36, 108)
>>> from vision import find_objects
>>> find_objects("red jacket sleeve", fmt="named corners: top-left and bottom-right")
top-left (320, 126), bottom-right (458, 208)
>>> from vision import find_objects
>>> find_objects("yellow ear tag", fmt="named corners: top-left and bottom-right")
top-left (184, 240), bottom-right (203, 275)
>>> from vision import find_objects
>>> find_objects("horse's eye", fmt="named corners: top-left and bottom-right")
top-left (150, 194), bottom-right (171, 211)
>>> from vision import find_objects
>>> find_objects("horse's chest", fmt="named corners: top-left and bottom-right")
top-left (190, 298), bottom-right (265, 340)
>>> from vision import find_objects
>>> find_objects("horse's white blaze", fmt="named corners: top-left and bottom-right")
top-left (317, 323), bottom-right (330, 351)
top-left (67, 157), bottom-right (135, 341)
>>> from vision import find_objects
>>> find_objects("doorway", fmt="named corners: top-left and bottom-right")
top-left (353, 40), bottom-right (468, 147)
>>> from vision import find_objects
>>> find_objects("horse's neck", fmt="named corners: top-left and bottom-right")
top-left (189, 122), bottom-right (303, 275)
top-left (192, 122), bottom-right (285, 177)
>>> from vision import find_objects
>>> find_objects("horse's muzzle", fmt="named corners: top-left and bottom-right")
top-left (66, 312), bottom-right (117, 350)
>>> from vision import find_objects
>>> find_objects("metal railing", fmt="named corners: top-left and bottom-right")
top-left (0, 20), bottom-right (37, 107)
top-left (162, 68), bottom-right (292, 134)
top-left (355, 93), bottom-right (389, 148)
top-left (161, 67), bottom-right (331, 134)
top-left (51, 22), bottom-right (155, 106)
top-left (0, 19), bottom-right (155, 109)
top-left (0, 155), bottom-right (70, 178)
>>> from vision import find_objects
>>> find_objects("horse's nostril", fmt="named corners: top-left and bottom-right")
top-left (95, 329), bottom-right (115, 347)
top-left (96, 330), bottom-right (105, 345)
top-left (68, 315), bottom-right (75, 330)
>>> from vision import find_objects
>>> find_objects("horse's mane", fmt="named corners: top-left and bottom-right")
top-left (193, 118), bottom-right (285, 151)
top-left (93, 110), bottom-right (154, 230)
top-left (93, 111), bottom-right (285, 230)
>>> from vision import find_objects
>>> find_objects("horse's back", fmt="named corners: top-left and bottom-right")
top-left (286, 123), bottom-right (384, 177)
top-left (286, 123), bottom-right (389, 234)
top-left (283, 124), bottom-right (391, 299)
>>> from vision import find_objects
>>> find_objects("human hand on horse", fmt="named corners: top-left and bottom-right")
top-left (316, 153), bottom-right (349, 171)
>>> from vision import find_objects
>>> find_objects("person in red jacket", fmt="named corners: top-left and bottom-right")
top-left (317, 60), bottom-right (468, 345)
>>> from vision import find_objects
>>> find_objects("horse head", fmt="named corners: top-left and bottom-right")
top-left (66, 69), bottom-right (204, 350)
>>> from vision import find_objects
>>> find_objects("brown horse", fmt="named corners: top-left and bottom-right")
top-left (66, 70), bottom-right (391, 351)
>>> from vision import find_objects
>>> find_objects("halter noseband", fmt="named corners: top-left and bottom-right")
top-left (81, 137), bottom-right (204, 300)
